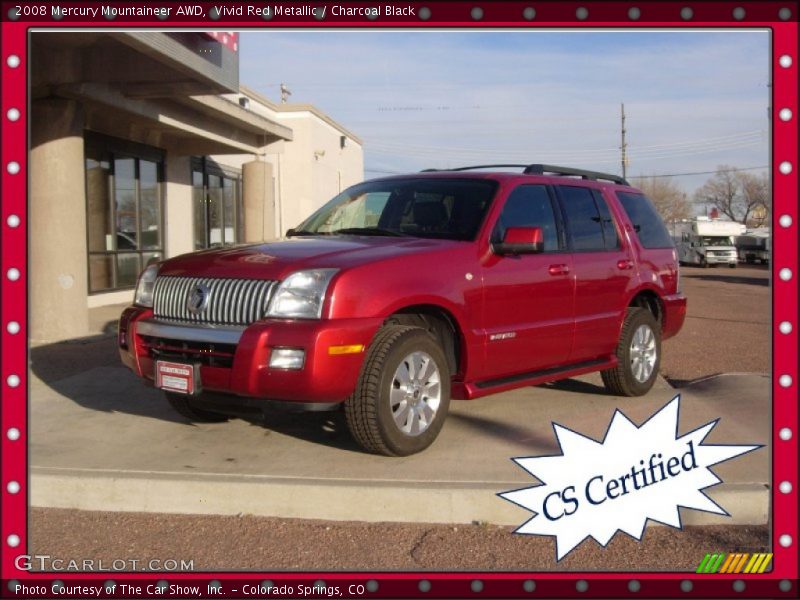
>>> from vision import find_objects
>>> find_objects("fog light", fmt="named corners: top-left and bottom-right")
top-left (269, 348), bottom-right (305, 370)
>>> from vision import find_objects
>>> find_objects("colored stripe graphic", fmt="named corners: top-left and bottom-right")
top-left (719, 553), bottom-right (736, 573)
top-left (696, 554), bottom-right (711, 574)
top-left (699, 553), bottom-right (774, 574)
top-left (757, 553), bottom-right (773, 573)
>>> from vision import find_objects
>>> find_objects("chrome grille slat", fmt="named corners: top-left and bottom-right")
top-left (152, 275), bottom-right (278, 326)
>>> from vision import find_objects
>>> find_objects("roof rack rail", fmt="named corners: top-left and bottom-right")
top-left (421, 164), bottom-right (529, 172)
top-left (421, 164), bottom-right (629, 186)
top-left (523, 164), bottom-right (629, 186)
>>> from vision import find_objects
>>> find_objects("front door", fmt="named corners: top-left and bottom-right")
top-left (481, 184), bottom-right (575, 379)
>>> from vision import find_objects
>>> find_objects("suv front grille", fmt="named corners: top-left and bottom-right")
top-left (153, 276), bottom-right (277, 326)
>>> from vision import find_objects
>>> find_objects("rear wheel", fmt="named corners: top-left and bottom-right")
top-left (601, 308), bottom-right (661, 397)
top-left (345, 325), bottom-right (451, 456)
top-left (166, 392), bottom-right (229, 422)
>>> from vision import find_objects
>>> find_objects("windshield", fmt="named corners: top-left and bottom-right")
top-left (293, 178), bottom-right (498, 241)
top-left (701, 236), bottom-right (734, 246)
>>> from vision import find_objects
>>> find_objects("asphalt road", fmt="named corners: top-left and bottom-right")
top-left (27, 264), bottom-right (772, 573)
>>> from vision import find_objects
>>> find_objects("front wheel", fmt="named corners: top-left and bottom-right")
top-left (601, 308), bottom-right (661, 397)
top-left (345, 325), bottom-right (451, 456)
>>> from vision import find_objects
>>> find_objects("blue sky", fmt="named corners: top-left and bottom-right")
top-left (240, 30), bottom-right (769, 193)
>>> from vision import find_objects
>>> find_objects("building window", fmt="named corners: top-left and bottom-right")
top-left (192, 158), bottom-right (243, 249)
top-left (85, 133), bottom-right (164, 293)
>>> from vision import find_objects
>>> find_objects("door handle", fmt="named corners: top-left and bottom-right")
top-left (617, 259), bottom-right (634, 270)
top-left (548, 264), bottom-right (570, 276)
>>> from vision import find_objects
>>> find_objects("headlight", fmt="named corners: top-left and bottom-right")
top-left (134, 264), bottom-right (160, 307)
top-left (267, 269), bottom-right (338, 319)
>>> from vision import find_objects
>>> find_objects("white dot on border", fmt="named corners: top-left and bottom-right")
top-left (7, 481), bottom-right (20, 494)
top-left (6, 108), bottom-right (20, 122)
top-left (779, 108), bottom-right (793, 121)
top-left (779, 534), bottom-right (792, 547)
top-left (778, 321), bottom-right (793, 334)
top-left (779, 481), bottom-right (792, 494)
top-left (779, 214), bottom-right (793, 228)
top-left (7, 322), bottom-right (20, 335)
top-left (6, 214), bottom-right (20, 228)
top-left (6, 534), bottom-right (20, 548)
top-left (779, 428), bottom-right (793, 441)
top-left (680, 580), bottom-right (693, 592)
top-left (6, 375), bottom-right (20, 388)
top-left (6, 55), bottom-right (21, 68)
top-left (779, 374), bottom-right (793, 387)
top-left (6, 161), bottom-right (20, 175)
top-left (779, 268), bottom-right (792, 281)
top-left (576, 7), bottom-right (588, 19)
top-left (7, 268), bottom-right (20, 281)
top-left (680, 7), bottom-right (693, 19)
top-left (779, 55), bottom-right (793, 68)
top-left (7, 428), bottom-right (21, 441)
top-left (779, 161), bottom-right (793, 175)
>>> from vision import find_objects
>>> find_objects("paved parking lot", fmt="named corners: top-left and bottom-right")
top-left (27, 263), bottom-right (773, 571)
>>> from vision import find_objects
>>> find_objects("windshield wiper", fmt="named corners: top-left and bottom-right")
top-left (286, 229), bottom-right (331, 236)
top-left (332, 227), bottom-right (409, 237)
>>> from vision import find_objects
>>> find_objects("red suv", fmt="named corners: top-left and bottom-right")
top-left (119, 164), bottom-right (686, 456)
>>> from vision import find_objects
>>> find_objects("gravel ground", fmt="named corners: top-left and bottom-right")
top-left (660, 264), bottom-right (770, 385)
top-left (29, 508), bottom-right (768, 572)
top-left (27, 263), bottom-right (772, 573)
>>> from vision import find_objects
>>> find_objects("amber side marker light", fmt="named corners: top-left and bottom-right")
top-left (328, 344), bottom-right (365, 355)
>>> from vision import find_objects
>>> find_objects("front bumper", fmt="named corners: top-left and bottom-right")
top-left (704, 254), bottom-right (738, 265)
top-left (661, 292), bottom-right (687, 340)
top-left (119, 307), bottom-right (383, 404)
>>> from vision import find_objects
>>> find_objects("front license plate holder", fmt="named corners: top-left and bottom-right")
top-left (155, 360), bottom-right (201, 396)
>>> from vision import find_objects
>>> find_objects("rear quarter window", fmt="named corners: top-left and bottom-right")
top-left (616, 191), bottom-right (674, 249)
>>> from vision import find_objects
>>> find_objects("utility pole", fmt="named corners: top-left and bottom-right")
top-left (280, 83), bottom-right (292, 104)
top-left (620, 103), bottom-right (629, 180)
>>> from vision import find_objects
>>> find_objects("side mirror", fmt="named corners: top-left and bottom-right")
top-left (493, 226), bottom-right (544, 255)
top-left (285, 228), bottom-right (296, 237)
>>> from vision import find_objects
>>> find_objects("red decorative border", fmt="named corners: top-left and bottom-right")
top-left (1, 2), bottom-right (797, 598)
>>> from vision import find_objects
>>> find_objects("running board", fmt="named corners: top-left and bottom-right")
top-left (475, 358), bottom-right (608, 389)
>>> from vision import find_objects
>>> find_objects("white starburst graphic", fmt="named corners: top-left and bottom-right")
top-left (499, 395), bottom-right (761, 560)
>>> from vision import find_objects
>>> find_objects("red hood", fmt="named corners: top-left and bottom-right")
top-left (157, 236), bottom-right (464, 280)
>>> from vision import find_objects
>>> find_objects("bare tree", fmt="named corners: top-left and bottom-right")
top-left (693, 166), bottom-right (769, 224)
top-left (630, 175), bottom-right (692, 224)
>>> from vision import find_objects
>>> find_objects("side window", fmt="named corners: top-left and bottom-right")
top-left (592, 190), bottom-right (620, 249)
top-left (616, 192), bottom-right (674, 249)
top-left (492, 185), bottom-right (560, 252)
top-left (558, 186), bottom-right (606, 252)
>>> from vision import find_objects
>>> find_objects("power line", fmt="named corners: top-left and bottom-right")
top-left (631, 166), bottom-right (768, 179)
top-left (365, 165), bottom-right (769, 178)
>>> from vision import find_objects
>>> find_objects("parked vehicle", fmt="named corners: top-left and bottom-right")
top-left (673, 217), bottom-right (745, 268)
top-left (736, 228), bottom-right (770, 265)
top-left (119, 164), bottom-right (686, 456)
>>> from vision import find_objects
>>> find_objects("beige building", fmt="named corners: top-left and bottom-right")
top-left (30, 32), bottom-right (363, 344)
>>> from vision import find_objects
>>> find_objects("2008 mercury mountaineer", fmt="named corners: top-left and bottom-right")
top-left (119, 164), bottom-right (686, 456)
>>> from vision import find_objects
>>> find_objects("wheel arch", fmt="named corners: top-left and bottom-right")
top-left (382, 304), bottom-right (464, 377)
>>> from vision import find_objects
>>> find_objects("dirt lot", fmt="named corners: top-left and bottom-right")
top-left (660, 263), bottom-right (770, 385)
top-left (27, 263), bottom-right (773, 574)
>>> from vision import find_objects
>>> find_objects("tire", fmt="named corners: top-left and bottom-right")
top-left (345, 325), bottom-right (451, 456)
top-left (729, 264), bottom-right (737, 269)
top-left (601, 308), bottom-right (661, 397)
top-left (166, 392), bottom-right (229, 423)
top-left (700, 257), bottom-right (708, 268)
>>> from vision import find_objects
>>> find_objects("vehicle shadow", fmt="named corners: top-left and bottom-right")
top-left (688, 274), bottom-right (769, 286)
top-left (537, 378), bottom-right (610, 396)
top-left (29, 332), bottom-right (365, 450)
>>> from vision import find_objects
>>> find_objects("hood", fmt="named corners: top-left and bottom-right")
top-left (156, 236), bottom-right (464, 280)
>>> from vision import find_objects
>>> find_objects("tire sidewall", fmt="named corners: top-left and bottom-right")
top-left (620, 310), bottom-right (661, 396)
top-left (374, 330), bottom-right (451, 456)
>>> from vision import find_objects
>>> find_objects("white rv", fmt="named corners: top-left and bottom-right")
top-left (735, 228), bottom-right (771, 265)
top-left (673, 217), bottom-right (746, 268)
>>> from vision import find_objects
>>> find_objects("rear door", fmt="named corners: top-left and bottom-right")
top-left (480, 184), bottom-right (574, 379)
top-left (556, 185), bottom-right (633, 362)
